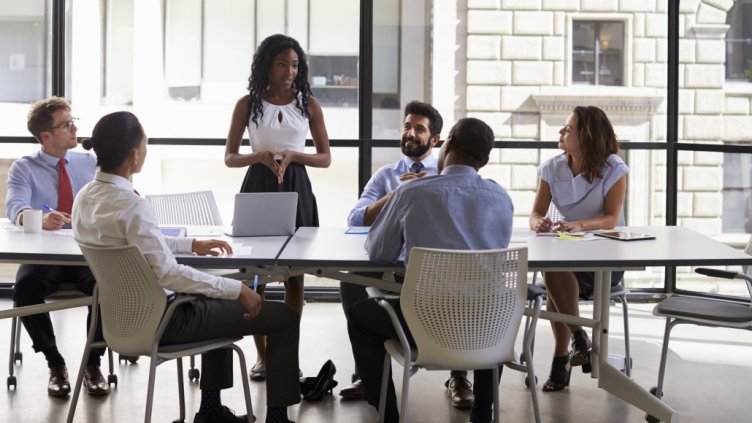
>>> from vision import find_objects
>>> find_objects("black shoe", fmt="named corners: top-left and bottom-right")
top-left (542, 355), bottom-right (572, 392)
top-left (84, 365), bottom-right (111, 396)
top-left (570, 329), bottom-right (592, 373)
top-left (48, 366), bottom-right (71, 397)
top-left (249, 361), bottom-right (265, 382)
top-left (193, 406), bottom-right (253, 423)
top-left (300, 359), bottom-right (338, 401)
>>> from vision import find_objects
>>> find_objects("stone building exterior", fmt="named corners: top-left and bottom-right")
top-left (432, 0), bottom-right (752, 236)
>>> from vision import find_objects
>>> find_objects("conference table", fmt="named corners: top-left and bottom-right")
top-left (3, 220), bottom-right (752, 422)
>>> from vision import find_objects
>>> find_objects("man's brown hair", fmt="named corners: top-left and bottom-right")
top-left (27, 96), bottom-right (71, 143)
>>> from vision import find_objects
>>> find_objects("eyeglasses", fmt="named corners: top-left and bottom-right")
top-left (47, 117), bottom-right (79, 132)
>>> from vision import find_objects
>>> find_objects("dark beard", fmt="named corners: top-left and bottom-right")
top-left (401, 139), bottom-right (431, 158)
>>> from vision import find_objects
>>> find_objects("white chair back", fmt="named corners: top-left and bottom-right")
top-left (146, 191), bottom-right (223, 226)
top-left (400, 247), bottom-right (528, 370)
top-left (77, 243), bottom-right (167, 357)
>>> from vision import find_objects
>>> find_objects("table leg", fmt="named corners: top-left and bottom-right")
top-left (593, 271), bottom-right (679, 422)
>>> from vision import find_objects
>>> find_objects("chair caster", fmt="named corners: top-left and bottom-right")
top-left (7, 375), bottom-right (16, 390)
top-left (188, 368), bottom-right (200, 382)
top-left (108, 374), bottom-right (118, 387)
top-left (649, 386), bottom-right (662, 399)
top-left (13, 351), bottom-right (22, 364)
top-left (119, 355), bottom-right (139, 364)
top-left (171, 419), bottom-right (184, 423)
top-left (645, 414), bottom-right (660, 423)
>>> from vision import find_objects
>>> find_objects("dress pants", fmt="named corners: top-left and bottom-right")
top-left (160, 297), bottom-right (301, 407)
top-left (12, 264), bottom-right (105, 365)
top-left (347, 297), bottom-right (497, 423)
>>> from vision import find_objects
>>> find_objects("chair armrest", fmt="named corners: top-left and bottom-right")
top-left (695, 268), bottom-right (739, 280)
top-left (373, 297), bottom-right (412, 362)
top-left (154, 294), bottom-right (198, 342)
top-left (695, 268), bottom-right (752, 298)
top-left (366, 287), bottom-right (399, 300)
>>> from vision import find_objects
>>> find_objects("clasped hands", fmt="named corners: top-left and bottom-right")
top-left (534, 216), bottom-right (584, 233)
top-left (260, 150), bottom-right (296, 184)
top-left (399, 170), bottom-right (428, 182)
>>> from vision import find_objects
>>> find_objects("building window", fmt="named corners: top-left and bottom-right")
top-left (572, 21), bottom-right (625, 86)
top-left (726, 0), bottom-right (752, 82)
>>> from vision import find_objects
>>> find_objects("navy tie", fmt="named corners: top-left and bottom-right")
top-left (410, 161), bottom-right (424, 173)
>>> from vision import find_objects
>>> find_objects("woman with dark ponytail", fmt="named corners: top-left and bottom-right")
top-left (225, 34), bottom-right (330, 381)
top-left (74, 111), bottom-right (301, 423)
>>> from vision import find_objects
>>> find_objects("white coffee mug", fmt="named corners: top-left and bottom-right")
top-left (22, 209), bottom-right (43, 233)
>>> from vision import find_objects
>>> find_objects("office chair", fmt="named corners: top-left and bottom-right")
top-left (370, 247), bottom-right (541, 423)
top-left (145, 190), bottom-right (226, 382)
top-left (646, 240), bottom-right (752, 422)
top-left (7, 284), bottom-right (116, 389)
top-left (68, 243), bottom-right (253, 423)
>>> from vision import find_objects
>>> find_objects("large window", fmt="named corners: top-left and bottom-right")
top-left (572, 20), bottom-right (625, 86)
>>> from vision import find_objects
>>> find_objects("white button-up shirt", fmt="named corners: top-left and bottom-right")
top-left (72, 171), bottom-right (242, 300)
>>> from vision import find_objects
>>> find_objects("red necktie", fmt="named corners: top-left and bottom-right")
top-left (57, 158), bottom-right (74, 214)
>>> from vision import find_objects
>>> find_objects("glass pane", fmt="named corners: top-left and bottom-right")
top-left (573, 21), bottom-right (624, 86)
top-left (725, 0), bottom-right (752, 81)
top-left (0, 0), bottom-right (49, 135)
top-left (66, 0), bottom-right (360, 139)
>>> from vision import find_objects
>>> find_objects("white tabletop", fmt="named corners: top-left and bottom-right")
top-left (278, 227), bottom-right (384, 267)
top-left (281, 226), bottom-right (752, 270)
top-left (0, 219), bottom-right (289, 267)
top-left (514, 226), bottom-right (752, 269)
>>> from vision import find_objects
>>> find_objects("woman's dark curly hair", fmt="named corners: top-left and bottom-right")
top-left (247, 34), bottom-right (312, 127)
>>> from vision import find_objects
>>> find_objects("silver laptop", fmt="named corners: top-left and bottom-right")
top-left (225, 192), bottom-right (298, 237)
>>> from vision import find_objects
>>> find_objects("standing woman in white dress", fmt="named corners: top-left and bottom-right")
top-left (529, 106), bottom-right (628, 392)
top-left (225, 34), bottom-right (331, 381)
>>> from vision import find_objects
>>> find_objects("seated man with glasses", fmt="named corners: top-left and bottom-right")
top-left (5, 96), bottom-right (109, 397)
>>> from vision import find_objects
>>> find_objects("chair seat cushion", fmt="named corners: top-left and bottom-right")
top-left (654, 296), bottom-right (752, 323)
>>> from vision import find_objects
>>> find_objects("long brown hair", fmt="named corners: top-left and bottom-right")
top-left (572, 106), bottom-right (619, 183)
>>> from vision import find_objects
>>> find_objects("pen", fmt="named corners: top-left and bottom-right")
top-left (253, 274), bottom-right (258, 292)
top-left (43, 204), bottom-right (71, 223)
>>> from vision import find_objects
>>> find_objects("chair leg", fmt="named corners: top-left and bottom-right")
top-left (619, 293), bottom-right (632, 376)
top-left (145, 353), bottom-right (159, 423)
top-left (492, 366), bottom-right (500, 423)
top-left (230, 344), bottom-right (254, 422)
top-left (654, 318), bottom-right (676, 400)
top-left (13, 316), bottom-right (22, 361)
top-left (8, 317), bottom-right (18, 386)
top-left (377, 352), bottom-right (390, 423)
top-left (67, 288), bottom-right (100, 423)
top-left (177, 358), bottom-right (185, 422)
top-left (398, 356), bottom-right (411, 423)
top-left (525, 296), bottom-right (542, 423)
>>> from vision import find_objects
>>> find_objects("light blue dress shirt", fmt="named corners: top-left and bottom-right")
top-left (365, 164), bottom-right (514, 264)
top-left (5, 149), bottom-right (96, 223)
top-left (347, 155), bottom-right (437, 226)
top-left (539, 153), bottom-right (628, 224)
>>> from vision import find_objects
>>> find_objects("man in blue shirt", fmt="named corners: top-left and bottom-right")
top-left (5, 97), bottom-right (109, 397)
top-left (348, 117), bottom-right (514, 423)
top-left (342, 101), bottom-right (474, 408)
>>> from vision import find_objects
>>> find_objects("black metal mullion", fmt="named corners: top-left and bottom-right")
top-left (665, 0), bottom-right (680, 292)
top-left (51, 0), bottom-right (65, 96)
top-left (358, 0), bottom-right (373, 195)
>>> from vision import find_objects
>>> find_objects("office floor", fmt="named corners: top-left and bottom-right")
top-left (2, 298), bottom-right (752, 423)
